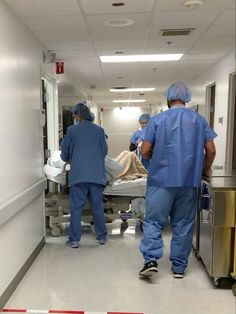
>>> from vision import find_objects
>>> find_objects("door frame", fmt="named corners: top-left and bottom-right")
top-left (225, 71), bottom-right (236, 170)
top-left (42, 75), bottom-right (59, 155)
top-left (205, 82), bottom-right (216, 128)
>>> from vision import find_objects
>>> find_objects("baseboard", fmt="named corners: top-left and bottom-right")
top-left (0, 237), bottom-right (45, 309)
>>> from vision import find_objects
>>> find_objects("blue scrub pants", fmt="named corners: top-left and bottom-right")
top-left (69, 183), bottom-right (107, 242)
top-left (140, 186), bottom-right (197, 273)
top-left (141, 158), bottom-right (150, 170)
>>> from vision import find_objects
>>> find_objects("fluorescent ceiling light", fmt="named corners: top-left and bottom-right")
top-left (113, 99), bottom-right (146, 103)
top-left (110, 87), bottom-right (155, 92)
top-left (100, 54), bottom-right (183, 63)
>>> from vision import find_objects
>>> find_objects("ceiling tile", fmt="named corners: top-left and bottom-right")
top-left (46, 41), bottom-right (93, 51)
top-left (56, 50), bottom-right (97, 59)
top-left (5, 0), bottom-right (235, 107)
top-left (151, 10), bottom-right (220, 28)
top-left (5, 0), bottom-right (81, 16)
top-left (81, 0), bottom-right (155, 14)
top-left (205, 24), bottom-right (235, 36)
top-left (183, 53), bottom-right (226, 61)
top-left (22, 16), bottom-right (86, 31)
top-left (94, 39), bottom-right (144, 50)
top-left (155, 0), bottom-right (234, 11)
top-left (91, 28), bottom-right (147, 40)
top-left (35, 30), bottom-right (90, 42)
top-left (214, 9), bottom-right (235, 24)
top-left (189, 35), bottom-right (235, 55)
top-left (86, 13), bottom-right (151, 28)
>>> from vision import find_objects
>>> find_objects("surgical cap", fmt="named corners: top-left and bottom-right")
top-left (138, 113), bottom-right (150, 122)
top-left (71, 103), bottom-right (94, 121)
top-left (164, 82), bottom-right (191, 103)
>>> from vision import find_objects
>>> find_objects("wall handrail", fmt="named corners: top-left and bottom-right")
top-left (0, 178), bottom-right (47, 227)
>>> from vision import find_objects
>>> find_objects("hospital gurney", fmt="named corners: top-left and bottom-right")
top-left (44, 152), bottom-right (146, 236)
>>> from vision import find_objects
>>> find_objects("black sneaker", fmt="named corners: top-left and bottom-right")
top-left (172, 269), bottom-right (184, 279)
top-left (139, 261), bottom-right (158, 277)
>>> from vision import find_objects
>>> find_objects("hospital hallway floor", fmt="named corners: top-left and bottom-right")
top-left (5, 219), bottom-right (236, 314)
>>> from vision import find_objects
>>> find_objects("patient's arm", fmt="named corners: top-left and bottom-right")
top-left (141, 141), bottom-right (152, 159)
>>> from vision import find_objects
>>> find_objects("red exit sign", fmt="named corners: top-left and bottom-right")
top-left (56, 61), bottom-right (64, 74)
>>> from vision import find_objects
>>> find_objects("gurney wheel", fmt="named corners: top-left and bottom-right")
top-left (50, 225), bottom-right (62, 237)
top-left (232, 284), bottom-right (236, 296)
top-left (213, 277), bottom-right (222, 288)
top-left (121, 221), bottom-right (128, 232)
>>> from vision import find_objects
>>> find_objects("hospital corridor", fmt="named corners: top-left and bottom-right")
top-left (0, 0), bottom-right (236, 314)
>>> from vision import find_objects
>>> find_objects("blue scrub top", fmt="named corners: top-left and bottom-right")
top-left (61, 120), bottom-right (108, 187)
top-left (130, 129), bottom-right (142, 144)
top-left (144, 105), bottom-right (217, 187)
top-left (131, 127), bottom-right (150, 170)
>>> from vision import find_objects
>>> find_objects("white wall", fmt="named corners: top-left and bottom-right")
top-left (101, 107), bottom-right (151, 158)
top-left (0, 1), bottom-right (51, 302)
top-left (189, 51), bottom-right (235, 168)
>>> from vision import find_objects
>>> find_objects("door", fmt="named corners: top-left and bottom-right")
top-left (231, 75), bottom-right (236, 170)
top-left (226, 72), bottom-right (236, 171)
top-left (42, 79), bottom-right (48, 164)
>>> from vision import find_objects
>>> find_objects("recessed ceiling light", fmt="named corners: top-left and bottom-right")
top-left (113, 99), bottom-right (146, 103)
top-left (110, 87), bottom-right (155, 92)
top-left (100, 54), bottom-right (183, 63)
top-left (103, 18), bottom-right (134, 27)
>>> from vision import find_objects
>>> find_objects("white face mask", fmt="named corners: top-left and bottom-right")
top-left (74, 119), bottom-right (80, 125)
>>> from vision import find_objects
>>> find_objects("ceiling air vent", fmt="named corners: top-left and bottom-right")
top-left (160, 28), bottom-right (195, 36)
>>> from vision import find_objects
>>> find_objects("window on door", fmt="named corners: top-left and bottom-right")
top-left (209, 84), bottom-right (216, 129)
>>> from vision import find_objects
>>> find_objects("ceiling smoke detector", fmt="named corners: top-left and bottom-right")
top-left (103, 18), bottom-right (134, 27)
top-left (184, 0), bottom-right (204, 9)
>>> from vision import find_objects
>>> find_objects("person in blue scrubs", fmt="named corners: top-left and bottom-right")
top-left (61, 103), bottom-right (108, 248)
top-left (139, 82), bottom-right (217, 278)
top-left (129, 113), bottom-right (151, 169)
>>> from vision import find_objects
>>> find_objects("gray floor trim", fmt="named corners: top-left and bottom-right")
top-left (0, 237), bottom-right (45, 309)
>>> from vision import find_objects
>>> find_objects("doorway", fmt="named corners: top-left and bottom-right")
top-left (41, 76), bottom-right (59, 192)
top-left (206, 83), bottom-right (216, 129)
top-left (42, 76), bottom-right (59, 157)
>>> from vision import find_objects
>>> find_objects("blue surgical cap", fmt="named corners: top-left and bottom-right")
top-left (71, 103), bottom-right (94, 121)
top-left (164, 82), bottom-right (192, 103)
top-left (138, 113), bottom-right (150, 122)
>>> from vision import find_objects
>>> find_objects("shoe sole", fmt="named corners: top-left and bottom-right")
top-left (98, 238), bottom-right (107, 244)
top-left (65, 243), bottom-right (79, 248)
top-left (172, 274), bottom-right (184, 279)
top-left (139, 268), bottom-right (158, 277)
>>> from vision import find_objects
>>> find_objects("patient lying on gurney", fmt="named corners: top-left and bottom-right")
top-left (114, 151), bottom-right (147, 180)
top-left (44, 150), bottom-right (147, 186)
